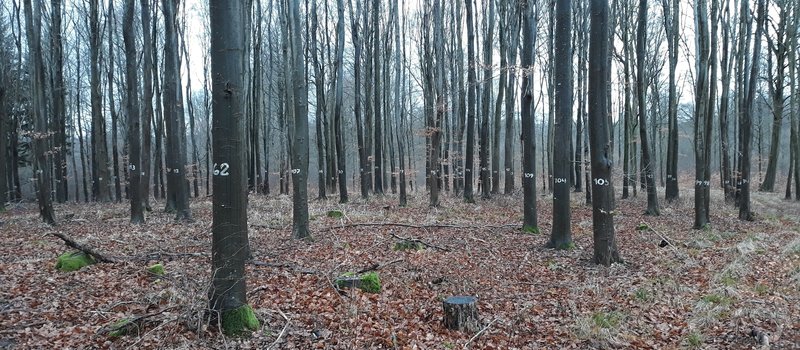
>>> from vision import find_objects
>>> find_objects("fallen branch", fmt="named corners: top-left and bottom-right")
top-left (391, 233), bottom-right (451, 252)
top-left (249, 260), bottom-right (317, 274)
top-left (463, 317), bottom-right (499, 349)
top-left (129, 251), bottom-right (208, 262)
top-left (50, 232), bottom-right (115, 263)
top-left (268, 309), bottom-right (290, 350)
top-left (355, 258), bottom-right (404, 274)
top-left (640, 221), bottom-right (683, 256)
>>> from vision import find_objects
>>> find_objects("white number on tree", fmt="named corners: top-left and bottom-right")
top-left (594, 178), bottom-right (609, 186)
top-left (213, 163), bottom-right (230, 176)
top-left (291, 169), bottom-right (301, 174)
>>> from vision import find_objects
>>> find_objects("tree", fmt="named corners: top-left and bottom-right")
top-left (0, 21), bottom-right (8, 211)
top-left (162, 0), bottom-right (192, 220)
top-left (334, 0), bottom-right (348, 203)
top-left (349, 0), bottom-right (369, 199)
top-left (50, 0), bottom-right (68, 203)
top-left (23, 0), bottom-right (56, 224)
top-left (549, 0), bottom-right (573, 249)
top-left (90, 0), bottom-right (111, 202)
top-left (504, 2), bottom-right (520, 195)
top-left (588, 0), bottom-right (621, 265)
top-left (208, 0), bottom-right (259, 336)
top-left (141, 0), bottom-right (154, 211)
top-left (692, 0), bottom-right (712, 228)
top-left (520, 0), bottom-right (538, 233)
top-left (464, 0), bottom-right (477, 203)
top-left (393, 0), bottom-right (406, 206)
top-left (373, 0), bottom-right (384, 195)
top-left (124, 0), bottom-right (144, 224)
top-left (479, 0), bottom-right (495, 200)
top-left (738, 0), bottom-right (766, 221)
top-left (288, 0), bottom-right (310, 239)
top-left (637, 0), bottom-right (659, 215)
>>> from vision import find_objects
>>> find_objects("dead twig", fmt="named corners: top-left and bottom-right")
top-left (356, 258), bottom-right (404, 274)
top-left (463, 317), bottom-right (499, 349)
top-left (50, 231), bottom-right (116, 263)
top-left (268, 309), bottom-right (290, 350)
top-left (391, 233), bottom-right (451, 252)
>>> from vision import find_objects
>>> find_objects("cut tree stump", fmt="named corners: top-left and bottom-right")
top-left (442, 296), bottom-right (480, 332)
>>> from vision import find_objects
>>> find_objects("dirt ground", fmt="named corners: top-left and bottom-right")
top-left (0, 185), bottom-right (798, 349)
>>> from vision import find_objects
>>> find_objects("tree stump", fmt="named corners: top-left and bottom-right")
top-left (442, 296), bottom-right (480, 332)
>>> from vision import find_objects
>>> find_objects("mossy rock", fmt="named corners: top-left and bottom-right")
top-left (221, 304), bottom-right (260, 336)
top-left (327, 210), bottom-right (344, 219)
top-left (147, 263), bottom-right (165, 276)
top-left (55, 251), bottom-right (95, 272)
top-left (393, 240), bottom-right (425, 251)
top-left (335, 272), bottom-right (382, 293)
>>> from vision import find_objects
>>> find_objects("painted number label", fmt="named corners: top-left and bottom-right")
top-left (213, 163), bottom-right (230, 176)
top-left (554, 178), bottom-right (567, 184)
top-left (129, 164), bottom-right (136, 171)
top-left (594, 178), bottom-right (609, 186)
top-left (291, 169), bottom-right (301, 174)
top-left (524, 173), bottom-right (535, 178)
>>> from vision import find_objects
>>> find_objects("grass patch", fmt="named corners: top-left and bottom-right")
top-left (700, 293), bottom-right (732, 305)
top-left (754, 283), bottom-right (769, 295)
top-left (635, 223), bottom-right (649, 231)
top-left (686, 331), bottom-right (703, 348)
top-left (393, 241), bottom-right (425, 251)
top-left (719, 273), bottom-right (738, 287)
top-left (326, 210), bottom-right (344, 219)
top-left (591, 311), bottom-right (623, 329)
top-left (633, 288), bottom-right (651, 302)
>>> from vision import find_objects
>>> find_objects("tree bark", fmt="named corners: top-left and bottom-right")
top-left (550, 0), bottom-right (573, 249)
top-left (141, 0), bottom-right (154, 210)
top-left (637, 0), bottom-right (659, 215)
top-left (288, 0), bottom-right (310, 239)
top-left (124, 0), bottom-right (144, 224)
top-left (208, 0), bottom-right (256, 335)
top-left (464, 0), bottom-right (477, 203)
top-left (588, 0), bottom-right (621, 265)
top-left (90, 0), bottom-right (111, 202)
top-left (520, 0), bottom-right (538, 232)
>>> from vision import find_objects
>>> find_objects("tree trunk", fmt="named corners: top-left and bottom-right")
top-left (124, 0), bottom-right (144, 224)
top-left (208, 0), bottom-right (257, 336)
top-left (23, 0), bottom-right (56, 224)
top-left (162, 0), bottom-right (192, 220)
top-left (550, 0), bottom-right (573, 249)
top-left (288, 0), bottom-right (310, 239)
top-left (141, 0), bottom-right (154, 210)
top-left (373, 0), bottom-right (384, 195)
top-left (520, 0), bottom-right (538, 233)
top-left (90, 0), bottom-right (110, 202)
top-left (464, 0), bottom-right (477, 203)
top-left (479, 0), bottom-right (494, 200)
top-left (738, 0), bottom-right (766, 221)
top-left (759, 2), bottom-right (789, 193)
top-left (637, 0), bottom-right (659, 215)
top-left (504, 3), bottom-right (520, 194)
top-left (588, 0), bottom-right (621, 266)
top-left (50, 0), bottom-right (68, 203)
top-left (108, 1), bottom-right (122, 202)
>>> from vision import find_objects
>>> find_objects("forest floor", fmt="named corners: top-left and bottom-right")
top-left (0, 184), bottom-right (799, 349)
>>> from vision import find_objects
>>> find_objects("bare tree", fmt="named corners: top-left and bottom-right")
top-left (90, 0), bottom-right (111, 202)
top-left (550, 0), bottom-right (573, 249)
top-left (123, 0), bottom-right (144, 223)
top-left (588, 0), bottom-right (621, 265)
top-left (288, 0), bottom-right (310, 239)
top-left (520, 0), bottom-right (539, 233)
top-left (23, 0), bottom-right (56, 224)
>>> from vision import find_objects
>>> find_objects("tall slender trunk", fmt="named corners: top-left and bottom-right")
top-left (520, 0), bottom-right (538, 232)
top-left (637, 0), bottom-right (659, 215)
top-left (288, 0), bottom-right (310, 239)
top-left (124, 0), bottom-right (143, 223)
top-left (141, 0), bottom-right (154, 210)
top-left (51, 0), bottom-right (68, 203)
top-left (464, 0), bottom-right (477, 203)
top-left (550, 0), bottom-right (573, 249)
top-left (90, 0), bottom-right (110, 202)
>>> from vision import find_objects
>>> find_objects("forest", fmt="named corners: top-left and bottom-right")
top-left (0, 0), bottom-right (798, 348)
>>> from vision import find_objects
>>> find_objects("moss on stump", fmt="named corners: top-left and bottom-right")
top-left (55, 251), bottom-right (95, 272)
top-left (335, 271), bottom-right (382, 293)
top-left (221, 304), bottom-right (260, 336)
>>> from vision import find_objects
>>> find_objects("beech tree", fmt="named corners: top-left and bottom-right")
top-left (124, 0), bottom-right (144, 223)
top-left (288, 0), bottom-right (310, 239)
top-left (162, 0), bottom-right (192, 220)
top-left (588, 0), bottom-right (621, 265)
top-left (334, 0), bottom-right (348, 203)
top-left (464, 0), bottom-right (477, 204)
top-left (208, 0), bottom-right (259, 335)
top-left (90, 0), bottom-right (111, 202)
top-left (637, 0), bottom-right (659, 215)
top-left (520, 0), bottom-right (538, 233)
top-left (22, 0), bottom-right (56, 224)
top-left (141, 0), bottom-right (154, 211)
top-left (550, 0), bottom-right (573, 249)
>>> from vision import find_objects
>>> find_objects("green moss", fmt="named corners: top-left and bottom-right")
top-left (55, 251), bottom-right (95, 272)
top-left (359, 272), bottom-right (381, 293)
top-left (147, 263), bottom-right (165, 276)
top-left (557, 242), bottom-right (576, 250)
top-left (522, 225), bottom-right (540, 235)
top-left (108, 318), bottom-right (136, 337)
top-left (719, 273), bottom-right (738, 287)
top-left (633, 288), bottom-right (651, 302)
top-left (393, 241), bottom-right (425, 251)
top-left (221, 304), bottom-right (260, 336)
top-left (635, 223), bottom-right (649, 231)
top-left (327, 210), bottom-right (344, 219)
